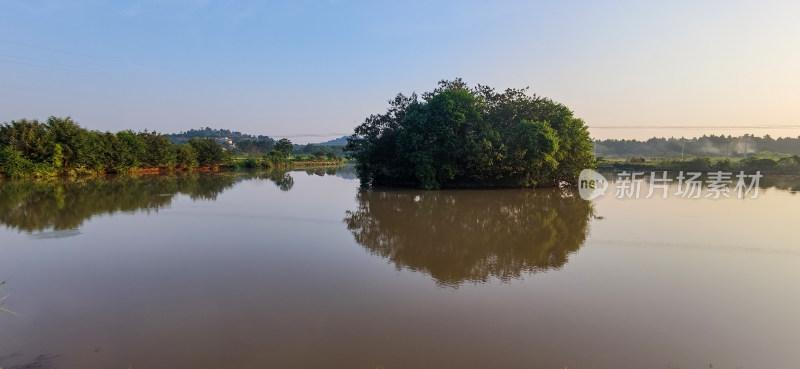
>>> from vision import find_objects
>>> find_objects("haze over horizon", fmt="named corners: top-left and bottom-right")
top-left (2, 0), bottom-right (799, 143)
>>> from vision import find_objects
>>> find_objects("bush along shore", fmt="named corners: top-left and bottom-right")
top-left (0, 117), bottom-right (343, 180)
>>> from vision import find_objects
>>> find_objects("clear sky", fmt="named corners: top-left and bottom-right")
top-left (1, 0), bottom-right (799, 143)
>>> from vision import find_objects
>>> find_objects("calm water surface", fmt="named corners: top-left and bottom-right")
top-left (1, 168), bottom-right (799, 368)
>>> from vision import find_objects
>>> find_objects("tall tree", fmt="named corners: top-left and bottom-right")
top-left (188, 137), bottom-right (228, 166)
top-left (274, 138), bottom-right (293, 157)
top-left (46, 116), bottom-right (91, 168)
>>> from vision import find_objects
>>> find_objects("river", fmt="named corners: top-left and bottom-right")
top-left (1, 167), bottom-right (799, 368)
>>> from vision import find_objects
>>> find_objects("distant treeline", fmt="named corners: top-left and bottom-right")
top-left (169, 127), bottom-right (345, 157)
top-left (595, 134), bottom-right (800, 158)
top-left (0, 117), bottom-right (334, 179)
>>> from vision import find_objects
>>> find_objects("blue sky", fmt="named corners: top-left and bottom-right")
top-left (1, 0), bottom-right (799, 142)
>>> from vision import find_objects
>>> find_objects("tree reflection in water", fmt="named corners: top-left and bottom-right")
top-left (344, 188), bottom-right (595, 287)
top-left (759, 175), bottom-right (800, 193)
top-left (0, 170), bottom-right (296, 233)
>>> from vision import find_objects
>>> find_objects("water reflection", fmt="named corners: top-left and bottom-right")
top-left (302, 165), bottom-right (358, 180)
top-left (760, 175), bottom-right (800, 193)
top-left (261, 170), bottom-right (295, 191)
top-left (601, 171), bottom-right (800, 193)
top-left (28, 229), bottom-right (82, 239)
top-left (344, 188), bottom-right (595, 287)
top-left (0, 170), bottom-right (300, 233)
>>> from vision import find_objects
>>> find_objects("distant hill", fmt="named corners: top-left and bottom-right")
top-left (166, 128), bottom-right (353, 157)
top-left (316, 136), bottom-right (348, 146)
top-left (168, 128), bottom-right (274, 144)
top-left (165, 128), bottom-right (350, 156)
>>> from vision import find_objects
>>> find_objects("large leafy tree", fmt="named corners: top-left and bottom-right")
top-left (346, 79), bottom-right (594, 189)
top-left (46, 116), bottom-right (92, 168)
top-left (115, 130), bottom-right (147, 169)
top-left (139, 131), bottom-right (176, 168)
top-left (175, 144), bottom-right (199, 169)
top-left (274, 138), bottom-right (294, 157)
top-left (0, 119), bottom-right (55, 163)
top-left (188, 137), bottom-right (229, 167)
top-left (395, 88), bottom-right (483, 188)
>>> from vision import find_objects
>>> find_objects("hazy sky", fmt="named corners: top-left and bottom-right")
top-left (1, 0), bottom-right (799, 143)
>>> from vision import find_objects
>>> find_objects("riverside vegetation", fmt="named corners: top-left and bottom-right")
top-left (597, 154), bottom-right (800, 174)
top-left (595, 135), bottom-right (800, 174)
top-left (0, 117), bottom-right (343, 180)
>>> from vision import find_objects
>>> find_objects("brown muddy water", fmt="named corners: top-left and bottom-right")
top-left (1, 167), bottom-right (799, 368)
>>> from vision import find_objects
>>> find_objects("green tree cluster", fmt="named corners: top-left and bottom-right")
top-left (345, 79), bottom-right (595, 189)
top-left (0, 117), bottom-right (231, 179)
top-left (235, 139), bottom-right (275, 155)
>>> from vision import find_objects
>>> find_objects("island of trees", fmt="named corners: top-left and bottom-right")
top-left (345, 79), bottom-right (595, 189)
top-left (0, 117), bottom-right (343, 179)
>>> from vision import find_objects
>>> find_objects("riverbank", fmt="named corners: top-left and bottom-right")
top-left (597, 155), bottom-right (800, 174)
top-left (1, 117), bottom-right (347, 181)
top-left (0, 159), bottom-right (345, 181)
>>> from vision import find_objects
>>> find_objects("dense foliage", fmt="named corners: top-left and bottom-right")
top-left (345, 79), bottom-right (595, 189)
top-left (168, 127), bottom-right (346, 159)
top-left (169, 127), bottom-right (279, 156)
top-left (234, 139), bottom-right (276, 155)
top-left (0, 117), bottom-right (233, 178)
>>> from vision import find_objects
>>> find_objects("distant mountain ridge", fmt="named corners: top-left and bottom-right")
top-left (315, 136), bottom-right (348, 146)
